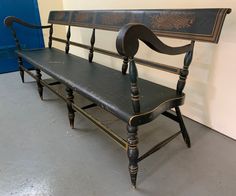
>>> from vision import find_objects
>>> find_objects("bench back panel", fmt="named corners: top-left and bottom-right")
top-left (48, 9), bottom-right (230, 43)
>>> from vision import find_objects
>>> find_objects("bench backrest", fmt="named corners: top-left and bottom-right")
top-left (47, 9), bottom-right (230, 75)
top-left (48, 9), bottom-right (231, 43)
top-left (46, 9), bottom-right (230, 109)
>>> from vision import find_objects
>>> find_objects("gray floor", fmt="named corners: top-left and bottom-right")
top-left (0, 72), bottom-right (236, 196)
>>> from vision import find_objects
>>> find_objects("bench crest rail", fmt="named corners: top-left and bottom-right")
top-left (48, 9), bottom-right (231, 43)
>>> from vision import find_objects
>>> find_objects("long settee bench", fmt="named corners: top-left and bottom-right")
top-left (5, 9), bottom-right (231, 187)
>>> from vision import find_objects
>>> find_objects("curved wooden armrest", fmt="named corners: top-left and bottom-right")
top-left (116, 23), bottom-right (194, 58)
top-left (4, 16), bottom-right (51, 29)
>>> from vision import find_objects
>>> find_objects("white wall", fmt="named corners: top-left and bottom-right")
top-left (41, 0), bottom-right (236, 139)
top-left (38, 0), bottom-right (65, 49)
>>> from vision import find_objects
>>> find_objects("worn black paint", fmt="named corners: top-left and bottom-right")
top-left (89, 29), bottom-right (95, 62)
top-left (48, 25), bottom-right (53, 48)
top-left (66, 87), bottom-right (75, 129)
top-left (127, 125), bottom-right (139, 188)
top-left (36, 69), bottom-right (43, 100)
top-left (65, 26), bottom-right (71, 53)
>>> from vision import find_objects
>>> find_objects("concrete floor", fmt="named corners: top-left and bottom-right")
top-left (0, 72), bottom-right (236, 196)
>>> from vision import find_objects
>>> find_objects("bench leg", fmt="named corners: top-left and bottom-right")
top-left (36, 69), bottom-right (43, 100)
top-left (122, 56), bottom-right (129, 74)
top-left (18, 56), bottom-right (24, 83)
top-left (127, 125), bottom-right (139, 188)
top-left (66, 87), bottom-right (75, 129)
top-left (175, 107), bottom-right (191, 148)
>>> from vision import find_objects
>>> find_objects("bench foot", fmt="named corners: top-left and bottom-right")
top-left (36, 69), bottom-right (43, 100)
top-left (69, 114), bottom-right (75, 129)
top-left (19, 67), bottom-right (24, 83)
top-left (127, 125), bottom-right (139, 188)
top-left (18, 57), bottom-right (24, 83)
top-left (66, 87), bottom-right (75, 129)
top-left (175, 107), bottom-right (191, 148)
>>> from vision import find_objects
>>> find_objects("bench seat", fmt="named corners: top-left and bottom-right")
top-left (17, 47), bottom-right (185, 126)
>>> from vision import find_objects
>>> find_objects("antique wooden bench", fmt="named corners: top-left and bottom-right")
top-left (5, 9), bottom-right (231, 187)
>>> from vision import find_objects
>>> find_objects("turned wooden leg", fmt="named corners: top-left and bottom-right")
top-left (127, 125), bottom-right (139, 188)
top-left (175, 107), bottom-right (191, 148)
top-left (18, 56), bottom-right (24, 83)
top-left (36, 69), bottom-right (43, 100)
top-left (66, 87), bottom-right (75, 129)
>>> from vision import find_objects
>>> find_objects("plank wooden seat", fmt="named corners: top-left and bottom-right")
top-left (17, 47), bottom-right (184, 125)
top-left (5, 8), bottom-right (231, 187)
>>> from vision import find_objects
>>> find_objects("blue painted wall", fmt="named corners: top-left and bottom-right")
top-left (0, 0), bottom-right (44, 74)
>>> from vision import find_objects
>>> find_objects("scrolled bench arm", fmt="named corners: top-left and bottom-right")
top-left (4, 16), bottom-right (53, 50)
top-left (116, 23), bottom-right (194, 58)
top-left (116, 23), bottom-right (195, 114)
top-left (4, 16), bottom-right (51, 29)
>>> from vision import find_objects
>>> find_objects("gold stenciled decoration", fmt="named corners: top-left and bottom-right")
top-left (101, 13), bottom-right (126, 25)
top-left (53, 12), bottom-right (66, 21)
top-left (151, 12), bottom-right (196, 30)
top-left (74, 12), bottom-right (92, 23)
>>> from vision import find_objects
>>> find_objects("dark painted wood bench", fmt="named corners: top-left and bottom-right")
top-left (5, 9), bottom-right (231, 187)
